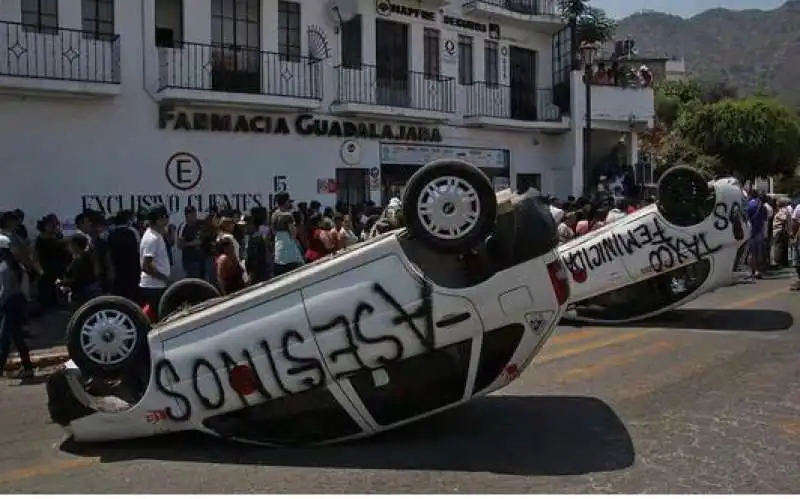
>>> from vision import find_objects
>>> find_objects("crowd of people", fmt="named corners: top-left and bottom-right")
top-left (544, 189), bottom-right (798, 283)
top-left (545, 194), bottom-right (654, 244)
top-left (590, 62), bottom-right (653, 88)
top-left (0, 194), bottom-right (405, 377)
top-left (1, 183), bottom-right (798, 378)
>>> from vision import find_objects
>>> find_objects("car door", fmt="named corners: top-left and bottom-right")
top-left (559, 220), bottom-right (636, 303)
top-left (300, 253), bottom-right (483, 432)
top-left (620, 209), bottom-right (713, 284)
top-left (157, 291), bottom-right (372, 445)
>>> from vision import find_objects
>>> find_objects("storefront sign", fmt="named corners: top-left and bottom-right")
top-left (380, 144), bottom-right (508, 170)
top-left (376, 0), bottom-right (435, 21)
top-left (165, 152), bottom-right (202, 191)
top-left (80, 192), bottom-right (265, 217)
top-left (375, 1), bottom-right (499, 37)
top-left (442, 39), bottom-right (457, 64)
top-left (317, 179), bottom-right (338, 194)
top-left (159, 106), bottom-right (442, 143)
top-left (442, 16), bottom-right (500, 39)
top-left (80, 152), bottom-right (270, 216)
top-left (369, 167), bottom-right (381, 189)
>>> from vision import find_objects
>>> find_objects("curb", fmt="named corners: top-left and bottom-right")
top-left (6, 348), bottom-right (69, 371)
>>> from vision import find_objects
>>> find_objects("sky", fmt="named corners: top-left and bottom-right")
top-left (591, 0), bottom-right (787, 19)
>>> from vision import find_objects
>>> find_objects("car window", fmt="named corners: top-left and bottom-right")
top-left (160, 233), bottom-right (397, 322)
top-left (570, 260), bottom-right (710, 321)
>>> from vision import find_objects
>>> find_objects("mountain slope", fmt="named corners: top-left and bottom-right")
top-left (614, 0), bottom-right (800, 107)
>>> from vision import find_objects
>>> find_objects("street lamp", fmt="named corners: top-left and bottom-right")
top-left (580, 41), bottom-right (598, 197)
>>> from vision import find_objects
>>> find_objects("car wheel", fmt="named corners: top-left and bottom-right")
top-left (402, 159), bottom-right (497, 253)
top-left (159, 278), bottom-right (221, 319)
top-left (66, 296), bottom-right (151, 380)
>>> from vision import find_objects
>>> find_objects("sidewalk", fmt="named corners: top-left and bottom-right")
top-left (5, 309), bottom-right (71, 370)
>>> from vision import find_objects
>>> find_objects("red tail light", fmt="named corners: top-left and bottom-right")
top-left (547, 259), bottom-right (570, 306)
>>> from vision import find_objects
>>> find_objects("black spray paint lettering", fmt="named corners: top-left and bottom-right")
top-left (153, 280), bottom-right (434, 422)
top-left (646, 218), bottom-right (723, 272)
top-left (562, 221), bottom-right (657, 275)
top-left (563, 201), bottom-right (735, 278)
top-left (712, 201), bottom-right (741, 231)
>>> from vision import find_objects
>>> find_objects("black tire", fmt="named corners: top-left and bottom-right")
top-left (657, 165), bottom-right (715, 227)
top-left (402, 159), bottom-right (497, 253)
top-left (66, 295), bottom-right (151, 380)
top-left (159, 278), bottom-right (221, 319)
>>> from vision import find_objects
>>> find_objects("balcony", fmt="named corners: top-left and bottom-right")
top-left (331, 64), bottom-right (455, 122)
top-left (589, 84), bottom-right (655, 129)
top-left (463, 82), bottom-right (569, 131)
top-left (157, 42), bottom-right (322, 110)
top-left (0, 21), bottom-right (120, 96)
top-left (463, 0), bottom-right (564, 32)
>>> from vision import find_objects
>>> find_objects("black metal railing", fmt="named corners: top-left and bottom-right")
top-left (158, 41), bottom-right (322, 99)
top-left (0, 20), bottom-right (120, 83)
top-left (333, 64), bottom-right (456, 114)
top-left (463, 0), bottom-right (559, 16)
top-left (464, 82), bottom-right (562, 121)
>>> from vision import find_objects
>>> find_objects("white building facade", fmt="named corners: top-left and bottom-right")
top-left (0, 0), bottom-right (654, 222)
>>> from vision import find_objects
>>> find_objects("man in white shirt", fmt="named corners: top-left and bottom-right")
top-left (139, 205), bottom-right (172, 318)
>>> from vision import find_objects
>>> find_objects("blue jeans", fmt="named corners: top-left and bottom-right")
top-left (0, 294), bottom-right (32, 371)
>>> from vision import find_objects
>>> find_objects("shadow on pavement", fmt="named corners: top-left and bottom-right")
top-left (60, 395), bottom-right (635, 476)
top-left (619, 308), bottom-right (793, 332)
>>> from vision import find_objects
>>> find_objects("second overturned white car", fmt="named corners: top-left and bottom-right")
top-left (559, 166), bottom-right (749, 324)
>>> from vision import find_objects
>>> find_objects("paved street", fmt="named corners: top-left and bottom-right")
top-left (0, 274), bottom-right (798, 493)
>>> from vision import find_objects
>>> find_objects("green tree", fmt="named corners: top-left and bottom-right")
top-left (774, 174), bottom-right (800, 196)
top-left (558, 0), bottom-right (616, 43)
top-left (651, 129), bottom-right (723, 179)
top-left (655, 79), bottom-right (738, 107)
top-left (676, 97), bottom-right (800, 180)
top-left (655, 80), bottom-right (703, 105)
top-left (654, 91), bottom-right (681, 127)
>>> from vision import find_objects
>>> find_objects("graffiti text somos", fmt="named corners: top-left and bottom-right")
top-left (153, 280), bottom-right (434, 422)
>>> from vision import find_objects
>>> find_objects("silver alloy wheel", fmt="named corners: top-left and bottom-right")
top-left (416, 175), bottom-right (481, 240)
top-left (79, 309), bottom-right (138, 366)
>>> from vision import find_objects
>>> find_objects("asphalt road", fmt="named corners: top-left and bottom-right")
top-left (1, 274), bottom-right (798, 493)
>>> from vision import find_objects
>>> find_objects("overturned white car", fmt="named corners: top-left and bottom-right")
top-left (560, 166), bottom-right (748, 324)
top-left (47, 159), bottom-right (570, 446)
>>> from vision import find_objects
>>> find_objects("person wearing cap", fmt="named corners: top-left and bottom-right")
top-left (0, 233), bottom-right (34, 378)
top-left (139, 206), bottom-right (172, 319)
top-left (271, 192), bottom-right (304, 276)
